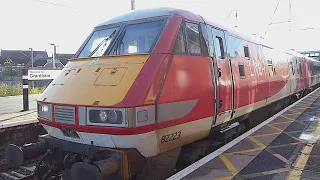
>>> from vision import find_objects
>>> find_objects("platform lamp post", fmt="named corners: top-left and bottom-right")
top-left (49, 43), bottom-right (57, 69)
top-left (29, 48), bottom-right (34, 68)
top-left (29, 48), bottom-right (34, 89)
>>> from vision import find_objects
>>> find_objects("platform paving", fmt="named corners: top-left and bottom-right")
top-left (179, 88), bottom-right (320, 180)
top-left (0, 94), bottom-right (39, 128)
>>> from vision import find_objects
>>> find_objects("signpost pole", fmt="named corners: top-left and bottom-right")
top-left (22, 68), bottom-right (29, 111)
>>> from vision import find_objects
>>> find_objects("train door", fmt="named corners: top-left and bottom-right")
top-left (209, 27), bottom-right (234, 125)
top-left (203, 24), bottom-right (218, 125)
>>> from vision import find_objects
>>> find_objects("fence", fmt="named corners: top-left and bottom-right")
top-left (0, 65), bottom-right (52, 87)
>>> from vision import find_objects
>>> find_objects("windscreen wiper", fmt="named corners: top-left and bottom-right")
top-left (88, 29), bottom-right (117, 57)
top-left (112, 29), bottom-right (127, 55)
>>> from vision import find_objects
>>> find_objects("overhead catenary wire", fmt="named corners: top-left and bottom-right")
top-left (263, 1), bottom-right (280, 39)
top-left (226, 10), bottom-right (233, 20)
top-left (289, 0), bottom-right (292, 31)
top-left (32, 0), bottom-right (79, 10)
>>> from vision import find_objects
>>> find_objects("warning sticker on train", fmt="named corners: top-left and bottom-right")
top-left (28, 69), bottom-right (62, 80)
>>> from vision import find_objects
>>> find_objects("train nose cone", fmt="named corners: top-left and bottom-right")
top-left (5, 144), bottom-right (24, 167)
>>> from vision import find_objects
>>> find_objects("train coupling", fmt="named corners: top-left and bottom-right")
top-left (5, 141), bottom-right (48, 167)
top-left (71, 158), bottom-right (119, 180)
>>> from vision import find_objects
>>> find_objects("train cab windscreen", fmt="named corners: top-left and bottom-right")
top-left (77, 20), bottom-right (166, 58)
top-left (78, 27), bottom-right (120, 58)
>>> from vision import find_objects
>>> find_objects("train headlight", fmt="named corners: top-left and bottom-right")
top-left (37, 102), bottom-right (52, 120)
top-left (108, 110), bottom-right (118, 123)
top-left (88, 109), bottom-right (123, 125)
top-left (41, 104), bottom-right (49, 112)
top-left (99, 110), bottom-right (108, 122)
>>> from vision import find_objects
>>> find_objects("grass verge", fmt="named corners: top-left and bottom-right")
top-left (0, 83), bottom-right (46, 97)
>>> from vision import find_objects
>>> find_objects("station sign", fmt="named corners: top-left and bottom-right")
top-left (28, 69), bottom-right (62, 80)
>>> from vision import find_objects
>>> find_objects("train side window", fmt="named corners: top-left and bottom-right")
top-left (185, 22), bottom-right (201, 55)
top-left (227, 35), bottom-right (243, 58)
top-left (244, 46), bottom-right (250, 59)
top-left (206, 26), bottom-right (214, 57)
top-left (290, 61), bottom-right (294, 75)
top-left (215, 36), bottom-right (225, 59)
top-left (199, 23), bottom-right (209, 56)
top-left (267, 60), bottom-right (275, 76)
top-left (238, 64), bottom-right (245, 78)
top-left (173, 24), bottom-right (187, 54)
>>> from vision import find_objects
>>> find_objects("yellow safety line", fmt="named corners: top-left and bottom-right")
top-left (267, 124), bottom-right (284, 132)
top-left (266, 124), bottom-right (301, 142)
top-left (214, 176), bottom-right (233, 180)
top-left (264, 148), bottom-right (291, 165)
top-left (281, 112), bottom-right (301, 116)
top-left (294, 105), bottom-right (312, 108)
top-left (224, 147), bottom-right (264, 156)
top-left (251, 132), bottom-right (281, 138)
top-left (305, 128), bottom-right (316, 132)
top-left (286, 109), bottom-right (303, 115)
top-left (218, 154), bottom-right (238, 176)
top-left (300, 144), bottom-right (313, 155)
top-left (288, 130), bottom-right (310, 133)
top-left (281, 115), bottom-right (296, 121)
top-left (248, 136), bottom-right (266, 148)
top-left (273, 154), bottom-right (291, 164)
top-left (287, 107), bottom-right (303, 110)
top-left (268, 142), bottom-right (302, 149)
top-left (295, 105), bottom-right (311, 107)
top-left (287, 116), bottom-right (320, 180)
top-left (293, 120), bottom-right (309, 126)
top-left (271, 121), bottom-right (294, 125)
top-left (281, 116), bottom-right (310, 126)
top-left (262, 167), bottom-right (290, 175)
top-left (285, 133), bottom-right (304, 142)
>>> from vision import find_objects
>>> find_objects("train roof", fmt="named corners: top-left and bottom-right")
top-left (96, 7), bottom-right (200, 27)
top-left (96, 7), bottom-right (318, 62)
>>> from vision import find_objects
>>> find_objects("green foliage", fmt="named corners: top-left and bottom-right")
top-left (0, 83), bottom-right (46, 97)
top-left (29, 86), bottom-right (47, 94)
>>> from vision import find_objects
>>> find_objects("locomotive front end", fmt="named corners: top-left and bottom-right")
top-left (5, 7), bottom-right (216, 180)
top-left (5, 11), bottom-right (176, 180)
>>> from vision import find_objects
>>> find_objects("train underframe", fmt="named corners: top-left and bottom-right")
top-left (4, 85), bottom-right (319, 180)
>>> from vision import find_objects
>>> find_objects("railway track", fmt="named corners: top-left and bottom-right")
top-left (0, 158), bottom-right (35, 180)
top-left (0, 121), bottom-right (46, 180)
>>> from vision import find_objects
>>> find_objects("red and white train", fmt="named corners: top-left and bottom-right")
top-left (5, 7), bottom-right (320, 180)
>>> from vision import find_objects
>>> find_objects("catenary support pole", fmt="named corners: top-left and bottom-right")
top-left (22, 68), bottom-right (29, 111)
top-left (131, 0), bottom-right (135, 10)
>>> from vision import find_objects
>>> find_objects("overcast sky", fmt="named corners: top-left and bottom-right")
top-left (0, 0), bottom-right (319, 55)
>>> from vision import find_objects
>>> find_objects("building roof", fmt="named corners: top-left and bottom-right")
top-left (299, 50), bottom-right (320, 54)
top-left (0, 49), bottom-right (73, 67)
top-left (55, 53), bottom-right (74, 65)
top-left (0, 49), bottom-right (48, 66)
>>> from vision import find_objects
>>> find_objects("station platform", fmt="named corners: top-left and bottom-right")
top-left (169, 88), bottom-right (320, 180)
top-left (0, 110), bottom-right (37, 128)
top-left (0, 94), bottom-right (38, 128)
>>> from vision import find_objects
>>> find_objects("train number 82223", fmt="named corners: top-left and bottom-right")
top-left (160, 131), bottom-right (181, 143)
